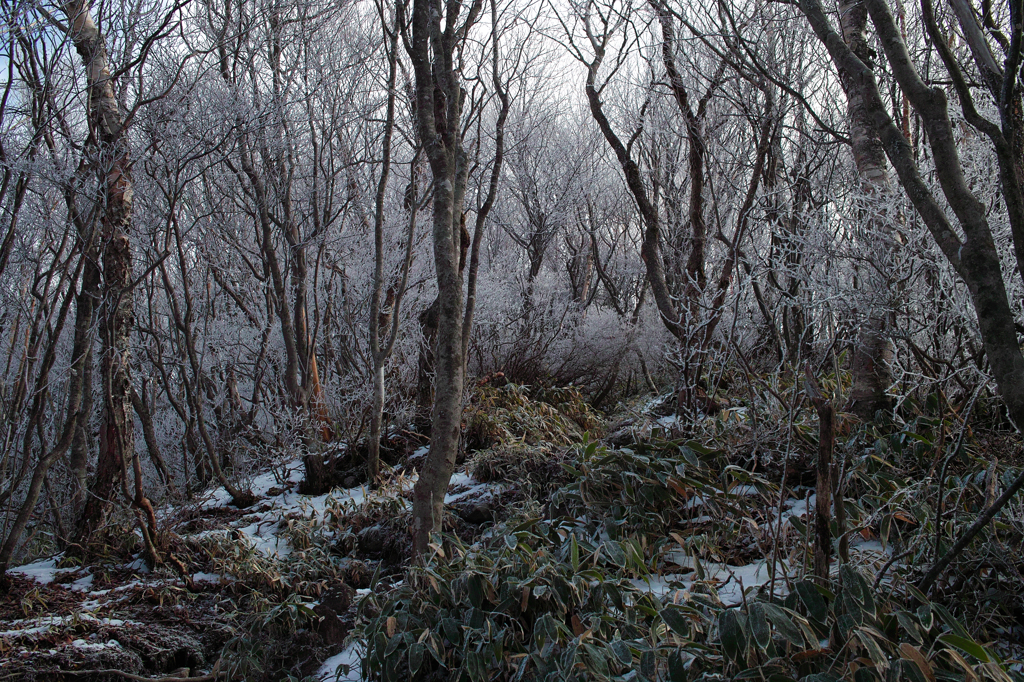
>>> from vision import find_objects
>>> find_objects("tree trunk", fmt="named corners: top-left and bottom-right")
top-left (798, 0), bottom-right (1024, 426)
top-left (839, 0), bottom-right (895, 421)
top-left (414, 299), bottom-right (439, 434)
top-left (805, 366), bottom-right (834, 583)
top-left (130, 386), bottom-right (171, 488)
top-left (69, 239), bottom-right (100, 511)
top-left (66, 0), bottom-right (138, 555)
top-left (406, 0), bottom-right (483, 556)
top-left (367, 363), bottom-right (386, 482)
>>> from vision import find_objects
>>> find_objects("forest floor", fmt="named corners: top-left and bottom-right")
top-left (2, 381), bottom-right (1023, 681)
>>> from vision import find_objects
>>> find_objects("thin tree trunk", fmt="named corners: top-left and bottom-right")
top-left (368, 1), bottom-right (404, 482)
top-left (130, 386), bottom-right (171, 488)
top-left (805, 366), bottom-right (833, 583)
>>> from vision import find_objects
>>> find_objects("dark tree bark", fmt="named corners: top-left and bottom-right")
top-left (406, 0), bottom-right (503, 555)
top-left (806, 366), bottom-right (834, 584)
top-left (65, 0), bottom-right (140, 556)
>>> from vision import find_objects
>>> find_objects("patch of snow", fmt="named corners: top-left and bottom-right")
top-left (9, 556), bottom-right (76, 585)
top-left (776, 495), bottom-right (815, 529)
top-left (635, 557), bottom-right (783, 606)
top-left (70, 638), bottom-right (123, 651)
top-left (235, 520), bottom-right (293, 557)
top-left (70, 574), bottom-right (95, 591)
top-left (655, 415), bottom-right (682, 429)
top-left (0, 624), bottom-right (51, 638)
top-left (683, 495), bottom-right (707, 510)
top-left (318, 641), bottom-right (364, 681)
top-left (445, 483), bottom-right (493, 504)
top-left (0, 613), bottom-right (132, 639)
top-left (447, 472), bottom-right (475, 488)
top-left (193, 572), bottom-right (229, 584)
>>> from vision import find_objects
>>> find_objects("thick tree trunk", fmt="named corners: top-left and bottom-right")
top-left (69, 240), bottom-right (100, 511)
top-left (66, 0), bottom-right (138, 554)
top-left (411, 189), bottom-right (465, 555)
top-left (798, 0), bottom-right (1024, 426)
top-left (406, 0), bottom-right (485, 556)
top-left (839, 0), bottom-right (895, 421)
top-left (414, 300), bottom-right (439, 434)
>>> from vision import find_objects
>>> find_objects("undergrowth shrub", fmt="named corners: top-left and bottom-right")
top-left (553, 437), bottom-right (775, 551)
top-left (355, 523), bottom-right (1023, 682)
top-left (464, 383), bottom-right (602, 451)
top-left (832, 408), bottom-right (1024, 632)
top-left (466, 443), bottom-right (574, 498)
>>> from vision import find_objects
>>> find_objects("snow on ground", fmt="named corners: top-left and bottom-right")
top-left (318, 641), bottom-right (364, 681)
top-left (6, 454), bottom-right (903, 681)
top-left (0, 613), bottom-right (137, 641)
top-left (640, 538), bottom-right (893, 607)
top-left (8, 556), bottom-right (77, 584)
top-left (635, 555), bottom-right (780, 606)
top-left (445, 471), bottom-right (497, 504)
top-left (198, 459), bottom-right (308, 510)
top-left (780, 494), bottom-right (815, 527)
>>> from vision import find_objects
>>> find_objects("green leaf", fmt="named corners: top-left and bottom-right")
top-left (662, 606), bottom-right (690, 637)
top-left (895, 611), bottom-right (923, 644)
top-left (854, 667), bottom-right (877, 682)
top-left (571, 534), bottom-right (580, 572)
top-left (561, 641), bottom-right (578, 670)
top-left (467, 574), bottom-right (484, 608)
top-left (505, 534), bottom-right (518, 550)
top-left (668, 651), bottom-right (690, 682)
top-left (931, 604), bottom-right (971, 640)
top-left (720, 609), bottom-right (747, 663)
top-left (606, 583), bottom-right (624, 611)
top-left (749, 602), bottom-right (772, 649)
top-left (640, 650), bottom-right (657, 678)
top-left (763, 603), bottom-right (803, 647)
top-left (853, 627), bottom-right (890, 671)
top-left (583, 642), bottom-right (610, 677)
top-left (409, 642), bottom-right (425, 675)
top-left (939, 634), bottom-right (995, 663)
top-left (795, 581), bottom-right (828, 623)
top-left (605, 541), bottom-right (627, 568)
top-left (916, 605), bottom-right (933, 632)
top-left (442, 617), bottom-right (461, 644)
top-left (467, 651), bottom-right (489, 682)
top-left (840, 565), bottom-right (864, 604)
top-left (560, 463), bottom-right (583, 477)
top-left (610, 639), bottom-right (633, 666)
